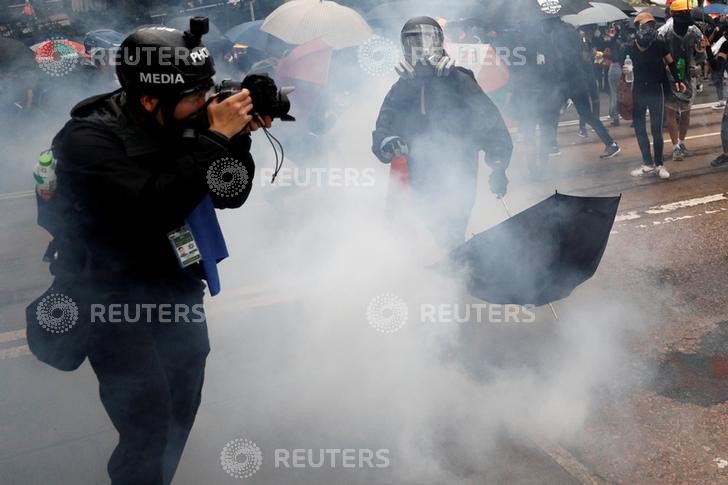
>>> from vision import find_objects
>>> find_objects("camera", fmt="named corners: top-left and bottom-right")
top-left (216, 75), bottom-right (296, 122)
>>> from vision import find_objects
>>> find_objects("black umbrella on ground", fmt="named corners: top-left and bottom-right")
top-left (444, 193), bottom-right (620, 307)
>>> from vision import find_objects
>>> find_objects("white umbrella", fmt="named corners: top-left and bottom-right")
top-left (563, 2), bottom-right (629, 26)
top-left (261, 0), bottom-right (373, 49)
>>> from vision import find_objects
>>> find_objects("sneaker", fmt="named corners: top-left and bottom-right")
top-left (672, 146), bottom-right (684, 161)
top-left (600, 143), bottom-right (621, 159)
top-left (550, 145), bottom-right (561, 156)
top-left (678, 143), bottom-right (690, 157)
top-left (711, 153), bottom-right (728, 167)
top-left (697, 83), bottom-right (704, 94)
top-left (610, 119), bottom-right (621, 127)
top-left (578, 127), bottom-right (588, 138)
top-left (712, 100), bottom-right (726, 110)
top-left (656, 165), bottom-right (670, 179)
top-left (631, 164), bottom-right (656, 177)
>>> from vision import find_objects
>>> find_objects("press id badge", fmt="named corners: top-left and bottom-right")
top-left (168, 225), bottom-right (202, 268)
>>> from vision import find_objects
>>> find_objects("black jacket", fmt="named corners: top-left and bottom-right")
top-left (48, 90), bottom-right (255, 285)
top-left (372, 67), bottom-right (512, 207)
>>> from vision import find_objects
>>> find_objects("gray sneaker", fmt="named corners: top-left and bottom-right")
top-left (678, 143), bottom-right (690, 157)
top-left (672, 146), bottom-right (684, 161)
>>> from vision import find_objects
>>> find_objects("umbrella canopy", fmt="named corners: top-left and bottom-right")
top-left (277, 38), bottom-right (332, 85)
top-left (563, 2), bottom-right (629, 26)
top-left (705, 3), bottom-right (728, 15)
top-left (30, 39), bottom-right (88, 77)
top-left (276, 38), bottom-right (332, 121)
top-left (481, 0), bottom-right (592, 30)
top-left (444, 193), bottom-right (620, 306)
top-left (261, 0), bottom-right (372, 49)
top-left (225, 20), bottom-right (292, 57)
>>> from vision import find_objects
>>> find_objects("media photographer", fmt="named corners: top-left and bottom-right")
top-left (40, 17), bottom-right (279, 485)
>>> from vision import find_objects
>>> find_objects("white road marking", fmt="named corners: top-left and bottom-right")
top-left (0, 190), bottom-right (33, 201)
top-left (644, 193), bottom-right (727, 214)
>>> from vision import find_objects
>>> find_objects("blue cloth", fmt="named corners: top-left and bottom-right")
top-left (185, 194), bottom-right (229, 296)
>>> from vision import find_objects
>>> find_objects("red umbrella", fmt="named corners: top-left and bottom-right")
top-left (277, 38), bottom-right (332, 86)
top-left (276, 38), bottom-right (332, 121)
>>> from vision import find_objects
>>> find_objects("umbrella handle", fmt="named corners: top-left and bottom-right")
top-left (499, 197), bottom-right (559, 321)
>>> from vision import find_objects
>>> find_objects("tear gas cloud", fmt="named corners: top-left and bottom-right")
top-left (0, 2), bottom-right (653, 483)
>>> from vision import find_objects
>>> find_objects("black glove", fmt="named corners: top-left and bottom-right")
top-left (489, 167), bottom-right (508, 198)
top-left (380, 136), bottom-right (409, 162)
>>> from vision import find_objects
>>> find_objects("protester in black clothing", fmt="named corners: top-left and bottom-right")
top-left (373, 17), bottom-right (512, 249)
top-left (564, 24), bottom-right (620, 159)
top-left (627, 13), bottom-right (686, 179)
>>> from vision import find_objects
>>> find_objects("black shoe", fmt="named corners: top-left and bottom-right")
top-left (600, 143), bottom-right (621, 159)
top-left (711, 154), bottom-right (728, 167)
top-left (610, 119), bottom-right (620, 127)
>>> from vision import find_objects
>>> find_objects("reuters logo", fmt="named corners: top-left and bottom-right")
top-left (220, 438), bottom-right (263, 480)
top-left (207, 157), bottom-right (249, 198)
top-left (366, 293), bottom-right (408, 334)
top-left (34, 37), bottom-right (83, 77)
top-left (358, 36), bottom-right (400, 77)
top-left (36, 293), bottom-right (79, 334)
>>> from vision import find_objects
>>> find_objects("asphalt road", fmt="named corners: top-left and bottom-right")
top-left (1, 98), bottom-right (727, 484)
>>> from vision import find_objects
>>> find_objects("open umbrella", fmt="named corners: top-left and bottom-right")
top-left (30, 39), bottom-right (88, 77)
top-left (261, 0), bottom-right (372, 49)
top-left (563, 2), bottom-right (629, 26)
top-left (225, 20), bottom-right (292, 57)
top-left (704, 3), bottom-right (728, 15)
top-left (275, 38), bottom-right (332, 121)
top-left (444, 193), bottom-right (620, 306)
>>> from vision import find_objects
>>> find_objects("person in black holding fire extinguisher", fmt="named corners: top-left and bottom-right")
top-left (372, 16), bottom-right (512, 250)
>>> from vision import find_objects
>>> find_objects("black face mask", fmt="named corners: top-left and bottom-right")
top-left (636, 28), bottom-right (657, 48)
top-left (673, 14), bottom-right (693, 36)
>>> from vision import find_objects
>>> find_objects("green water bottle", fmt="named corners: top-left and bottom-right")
top-left (677, 58), bottom-right (686, 82)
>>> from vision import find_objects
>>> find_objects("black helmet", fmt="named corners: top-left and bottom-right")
top-left (116, 17), bottom-right (215, 98)
top-left (401, 16), bottom-right (445, 66)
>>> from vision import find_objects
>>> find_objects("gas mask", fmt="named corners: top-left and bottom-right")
top-left (401, 22), bottom-right (445, 71)
top-left (636, 22), bottom-right (658, 48)
top-left (672, 12), bottom-right (693, 36)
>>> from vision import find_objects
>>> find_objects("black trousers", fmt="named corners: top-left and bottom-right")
top-left (571, 89), bottom-right (614, 146)
top-left (86, 282), bottom-right (210, 485)
top-left (632, 83), bottom-right (666, 165)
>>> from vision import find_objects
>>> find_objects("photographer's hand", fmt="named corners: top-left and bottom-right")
top-left (243, 115), bottom-right (273, 134)
top-left (207, 89), bottom-right (254, 139)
